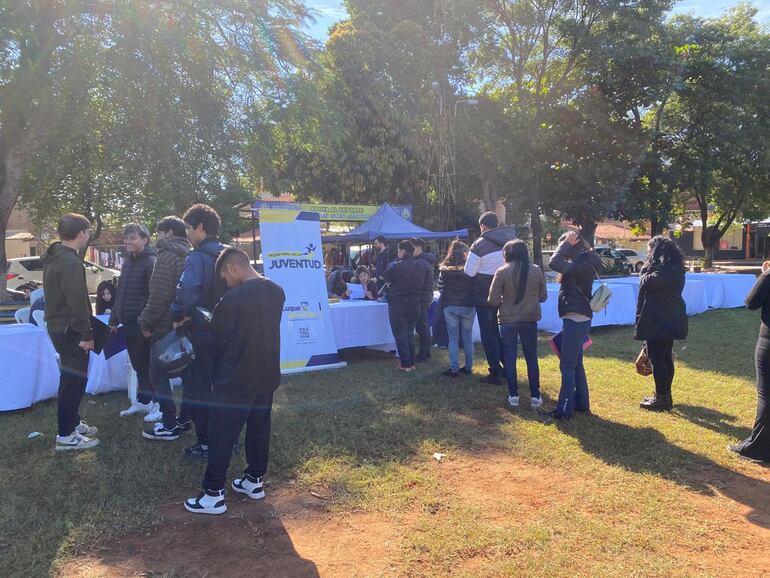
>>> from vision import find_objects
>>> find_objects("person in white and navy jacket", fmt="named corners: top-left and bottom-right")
top-left (464, 212), bottom-right (517, 385)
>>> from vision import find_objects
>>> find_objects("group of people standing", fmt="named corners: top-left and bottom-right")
top-left (41, 205), bottom-right (288, 514)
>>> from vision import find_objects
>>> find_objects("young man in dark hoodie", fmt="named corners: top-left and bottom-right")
top-left (185, 247), bottom-right (285, 514)
top-left (42, 213), bottom-right (99, 451)
top-left (412, 238), bottom-right (437, 362)
top-left (110, 223), bottom-right (158, 419)
top-left (172, 204), bottom-right (227, 460)
top-left (464, 212), bottom-right (517, 385)
top-left (138, 217), bottom-right (191, 440)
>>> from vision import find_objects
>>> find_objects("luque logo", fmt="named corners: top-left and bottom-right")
top-left (267, 242), bottom-right (322, 270)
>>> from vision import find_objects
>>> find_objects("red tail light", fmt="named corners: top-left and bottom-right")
top-left (5, 274), bottom-right (18, 280)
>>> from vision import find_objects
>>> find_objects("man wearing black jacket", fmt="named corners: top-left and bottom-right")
top-left (412, 238), bottom-right (436, 362)
top-left (110, 223), bottom-right (157, 418)
top-left (185, 247), bottom-right (285, 515)
top-left (42, 214), bottom-right (98, 451)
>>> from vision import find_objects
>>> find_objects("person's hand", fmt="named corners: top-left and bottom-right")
top-left (109, 325), bottom-right (118, 334)
top-left (762, 260), bottom-right (770, 273)
top-left (142, 329), bottom-right (153, 338)
top-left (173, 316), bottom-right (191, 329)
top-left (565, 230), bottom-right (579, 246)
top-left (344, 289), bottom-right (352, 297)
top-left (78, 340), bottom-right (94, 351)
top-left (365, 291), bottom-right (373, 299)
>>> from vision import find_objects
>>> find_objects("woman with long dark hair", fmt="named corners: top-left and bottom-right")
top-left (728, 260), bottom-right (770, 462)
top-left (546, 230), bottom-right (603, 419)
top-left (488, 240), bottom-right (547, 408)
top-left (635, 236), bottom-right (688, 411)
top-left (437, 240), bottom-right (474, 377)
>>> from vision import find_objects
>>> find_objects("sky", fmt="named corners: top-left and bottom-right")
top-left (304, 0), bottom-right (770, 40)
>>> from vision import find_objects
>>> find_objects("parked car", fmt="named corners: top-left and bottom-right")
top-left (6, 256), bottom-right (119, 294)
top-left (615, 248), bottom-right (646, 272)
top-left (594, 248), bottom-right (634, 275)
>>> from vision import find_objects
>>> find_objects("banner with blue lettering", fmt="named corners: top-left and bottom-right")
top-left (260, 209), bottom-right (346, 374)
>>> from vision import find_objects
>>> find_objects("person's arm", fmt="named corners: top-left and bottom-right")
top-left (464, 247), bottom-right (481, 277)
top-left (61, 264), bottom-right (93, 342)
top-left (538, 268), bottom-right (547, 303)
top-left (210, 295), bottom-right (233, 368)
top-left (107, 275), bottom-right (120, 326)
top-left (548, 240), bottom-right (575, 275)
top-left (746, 271), bottom-right (770, 310)
top-left (383, 261), bottom-right (398, 283)
top-left (487, 269), bottom-right (504, 307)
top-left (171, 252), bottom-right (203, 322)
top-left (368, 282), bottom-right (378, 300)
top-left (639, 266), bottom-right (676, 292)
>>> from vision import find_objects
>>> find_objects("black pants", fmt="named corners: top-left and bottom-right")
top-left (476, 305), bottom-right (504, 376)
top-left (185, 327), bottom-right (214, 444)
top-left (149, 334), bottom-right (176, 429)
top-left (416, 301), bottom-right (432, 360)
top-left (51, 330), bottom-right (90, 436)
top-left (125, 321), bottom-right (154, 404)
top-left (646, 339), bottom-right (675, 396)
top-left (388, 302), bottom-right (420, 368)
top-left (203, 391), bottom-right (274, 491)
top-left (736, 336), bottom-right (770, 461)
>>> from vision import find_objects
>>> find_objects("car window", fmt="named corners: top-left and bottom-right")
top-left (20, 259), bottom-right (44, 271)
top-left (620, 250), bottom-right (637, 257)
top-left (610, 250), bottom-right (625, 259)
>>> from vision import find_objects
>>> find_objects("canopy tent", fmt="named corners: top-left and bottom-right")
top-left (322, 203), bottom-right (467, 243)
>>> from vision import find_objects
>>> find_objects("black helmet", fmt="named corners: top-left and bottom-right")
top-left (153, 328), bottom-right (195, 377)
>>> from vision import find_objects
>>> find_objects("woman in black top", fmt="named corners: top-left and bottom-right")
top-left (95, 280), bottom-right (116, 315)
top-left (635, 236), bottom-right (688, 411)
top-left (437, 240), bottom-right (474, 377)
top-left (728, 261), bottom-right (770, 462)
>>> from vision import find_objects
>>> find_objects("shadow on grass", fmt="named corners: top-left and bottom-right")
top-left (674, 404), bottom-right (753, 441)
top-left (558, 414), bottom-right (770, 529)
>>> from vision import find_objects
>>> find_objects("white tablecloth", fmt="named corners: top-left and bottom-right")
top-left (685, 273), bottom-right (756, 308)
top-left (329, 300), bottom-right (396, 349)
top-left (586, 276), bottom-right (709, 316)
top-left (0, 324), bottom-right (60, 411)
top-left (537, 282), bottom-right (637, 333)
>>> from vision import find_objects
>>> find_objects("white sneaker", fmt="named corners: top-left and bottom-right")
top-left (232, 476), bottom-right (265, 500)
top-left (75, 420), bottom-right (98, 437)
top-left (119, 402), bottom-right (152, 417)
top-left (508, 395), bottom-right (520, 407)
top-left (55, 431), bottom-right (99, 452)
top-left (531, 397), bottom-right (543, 409)
top-left (143, 403), bottom-right (162, 422)
top-left (184, 489), bottom-right (227, 515)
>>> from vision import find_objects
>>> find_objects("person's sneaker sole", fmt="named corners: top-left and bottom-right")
top-left (184, 501), bottom-right (227, 515)
top-left (142, 431), bottom-right (180, 441)
top-left (55, 439), bottom-right (100, 452)
top-left (231, 480), bottom-right (266, 500)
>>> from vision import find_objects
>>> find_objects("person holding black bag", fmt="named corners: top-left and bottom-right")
top-left (728, 261), bottom-right (770, 462)
top-left (634, 236), bottom-right (688, 411)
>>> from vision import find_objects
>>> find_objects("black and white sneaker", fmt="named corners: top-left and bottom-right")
top-left (232, 475), bottom-right (265, 500)
top-left (184, 489), bottom-right (226, 515)
top-left (176, 418), bottom-right (192, 433)
top-left (183, 443), bottom-right (208, 461)
top-left (55, 431), bottom-right (99, 452)
top-left (143, 422), bottom-right (180, 441)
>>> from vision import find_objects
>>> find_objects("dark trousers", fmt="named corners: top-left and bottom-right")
top-left (476, 305), bottom-right (503, 376)
top-left (125, 321), bottom-right (154, 404)
top-left (555, 318), bottom-right (591, 417)
top-left (500, 321), bottom-right (540, 399)
top-left (185, 327), bottom-right (214, 444)
top-left (736, 336), bottom-right (770, 461)
top-left (388, 302), bottom-right (420, 368)
top-left (51, 330), bottom-right (90, 436)
top-left (416, 301), bottom-right (432, 360)
top-left (203, 391), bottom-right (274, 491)
top-left (149, 334), bottom-right (176, 429)
top-left (646, 339), bottom-right (675, 396)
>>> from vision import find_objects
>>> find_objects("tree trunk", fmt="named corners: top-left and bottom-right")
top-left (701, 225), bottom-right (720, 269)
top-left (0, 144), bottom-right (26, 298)
top-left (650, 213), bottom-right (660, 237)
top-left (481, 177), bottom-right (497, 213)
top-left (580, 220), bottom-right (597, 247)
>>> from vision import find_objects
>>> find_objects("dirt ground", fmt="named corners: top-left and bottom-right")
top-left (58, 454), bottom-right (770, 578)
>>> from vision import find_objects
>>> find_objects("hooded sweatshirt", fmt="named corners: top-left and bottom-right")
top-left (138, 235), bottom-right (191, 334)
top-left (415, 251), bottom-right (437, 303)
top-left (464, 225), bottom-right (517, 306)
top-left (41, 242), bottom-right (93, 341)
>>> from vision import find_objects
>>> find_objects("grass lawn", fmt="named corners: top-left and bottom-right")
top-left (1, 308), bottom-right (769, 577)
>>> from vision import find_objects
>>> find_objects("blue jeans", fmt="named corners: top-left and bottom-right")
top-left (476, 305), bottom-right (503, 376)
top-left (444, 306), bottom-right (475, 372)
top-left (555, 318), bottom-right (591, 417)
top-left (500, 321), bottom-right (540, 399)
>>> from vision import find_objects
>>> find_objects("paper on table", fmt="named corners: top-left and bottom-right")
top-left (346, 282), bottom-right (365, 299)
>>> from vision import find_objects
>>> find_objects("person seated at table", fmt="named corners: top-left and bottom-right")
top-left (327, 267), bottom-right (354, 298)
top-left (437, 240), bottom-right (474, 377)
top-left (351, 266), bottom-right (378, 300)
top-left (488, 240), bottom-right (547, 408)
top-left (384, 240), bottom-right (431, 371)
top-left (635, 236), bottom-right (688, 412)
top-left (95, 280), bottom-right (116, 315)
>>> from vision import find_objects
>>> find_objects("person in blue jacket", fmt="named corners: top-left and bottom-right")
top-left (172, 204), bottom-right (227, 460)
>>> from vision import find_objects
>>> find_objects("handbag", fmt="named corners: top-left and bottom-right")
top-left (575, 264), bottom-right (612, 313)
top-left (635, 346), bottom-right (653, 376)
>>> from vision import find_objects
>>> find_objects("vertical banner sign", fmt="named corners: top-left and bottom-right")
top-left (260, 210), bottom-right (347, 374)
